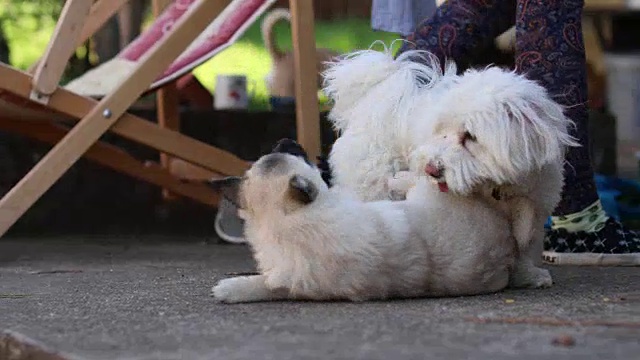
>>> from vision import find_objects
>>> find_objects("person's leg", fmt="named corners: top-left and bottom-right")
top-left (514, 0), bottom-right (640, 260)
top-left (398, 0), bottom-right (516, 70)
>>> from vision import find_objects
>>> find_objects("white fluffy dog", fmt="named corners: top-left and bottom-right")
top-left (323, 44), bottom-right (578, 289)
top-left (210, 149), bottom-right (515, 303)
top-left (324, 44), bottom-right (458, 201)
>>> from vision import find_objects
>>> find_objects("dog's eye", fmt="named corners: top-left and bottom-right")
top-left (461, 131), bottom-right (476, 145)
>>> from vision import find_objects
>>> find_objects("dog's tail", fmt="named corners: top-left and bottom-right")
top-left (261, 8), bottom-right (290, 61)
top-left (322, 41), bottom-right (455, 132)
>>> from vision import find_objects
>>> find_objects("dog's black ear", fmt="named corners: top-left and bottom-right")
top-left (272, 138), bottom-right (302, 153)
top-left (207, 176), bottom-right (243, 207)
top-left (288, 175), bottom-right (318, 205)
top-left (272, 138), bottom-right (311, 164)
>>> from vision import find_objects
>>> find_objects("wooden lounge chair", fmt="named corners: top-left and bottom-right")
top-left (0, 0), bottom-right (322, 237)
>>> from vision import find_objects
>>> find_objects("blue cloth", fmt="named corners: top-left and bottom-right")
top-left (545, 174), bottom-right (640, 229)
top-left (371, 0), bottom-right (439, 36)
top-left (594, 174), bottom-right (640, 222)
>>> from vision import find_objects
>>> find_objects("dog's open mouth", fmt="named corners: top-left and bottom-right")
top-left (428, 177), bottom-right (449, 193)
top-left (425, 164), bottom-right (449, 193)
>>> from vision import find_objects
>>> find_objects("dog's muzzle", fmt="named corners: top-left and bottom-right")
top-left (425, 162), bottom-right (449, 193)
top-left (425, 163), bottom-right (443, 179)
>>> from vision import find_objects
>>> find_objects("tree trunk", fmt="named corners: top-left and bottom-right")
top-left (93, 16), bottom-right (121, 64)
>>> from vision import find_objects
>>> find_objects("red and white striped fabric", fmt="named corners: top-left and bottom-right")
top-left (65, 0), bottom-right (275, 97)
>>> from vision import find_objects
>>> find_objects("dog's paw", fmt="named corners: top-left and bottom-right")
top-left (212, 277), bottom-right (256, 304)
top-left (387, 171), bottom-right (415, 200)
top-left (510, 266), bottom-right (553, 289)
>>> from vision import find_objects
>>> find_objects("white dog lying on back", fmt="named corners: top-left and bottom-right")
top-left (210, 145), bottom-right (515, 303)
top-left (324, 44), bottom-right (578, 289)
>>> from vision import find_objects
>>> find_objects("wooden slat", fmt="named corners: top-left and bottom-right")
top-left (156, 82), bottom-right (182, 200)
top-left (0, 0), bottom-right (231, 236)
top-left (0, 64), bottom-right (249, 177)
top-left (31, 0), bottom-right (94, 98)
top-left (0, 118), bottom-right (219, 206)
top-left (81, 0), bottom-right (131, 50)
top-left (28, 0), bottom-right (130, 74)
top-left (289, 0), bottom-right (322, 162)
top-left (153, 0), bottom-right (183, 201)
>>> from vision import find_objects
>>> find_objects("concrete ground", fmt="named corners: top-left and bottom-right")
top-left (0, 236), bottom-right (639, 360)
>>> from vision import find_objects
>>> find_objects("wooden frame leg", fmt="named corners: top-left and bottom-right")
top-left (157, 83), bottom-right (182, 200)
top-left (153, 0), bottom-right (182, 201)
top-left (0, 0), bottom-right (230, 237)
top-left (289, 0), bottom-right (321, 162)
top-left (31, 0), bottom-right (94, 101)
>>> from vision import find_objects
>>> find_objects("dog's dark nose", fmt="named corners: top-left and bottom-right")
top-left (425, 163), bottom-right (443, 178)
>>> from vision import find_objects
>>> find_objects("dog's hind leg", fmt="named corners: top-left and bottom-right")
top-left (212, 275), bottom-right (290, 303)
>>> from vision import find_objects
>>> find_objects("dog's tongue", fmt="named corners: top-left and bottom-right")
top-left (438, 182), bottom-right (449, 193)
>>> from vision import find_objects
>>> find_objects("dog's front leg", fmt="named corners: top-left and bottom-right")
top-left (212, 275), bottom-right (289, 303)
top-left (507, 197), bottom-right (552, 289)
top-left (509, 226), bottom-right (552, 289)
top-left (507, 197), bottom-right (536, 254)
top-left (507, 197), bottom-right (553, 289)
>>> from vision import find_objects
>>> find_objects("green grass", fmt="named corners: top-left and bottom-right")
top-left (1, 1), bottom-right (60, 70)
top-left (2, 11), bottom-right (401, 111)
top-left (192, 16), bottom-right (401, 110)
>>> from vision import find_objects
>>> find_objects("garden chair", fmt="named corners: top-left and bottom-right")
top-left (0, 0), bottom-right (322, 237)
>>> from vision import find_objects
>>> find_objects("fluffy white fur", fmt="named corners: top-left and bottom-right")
top-left (323, 43), bottom-right (458, 201)
top-left (323, 45), bottom-right (579, 289)
top-left (211, 153), bottom-right (515, 303)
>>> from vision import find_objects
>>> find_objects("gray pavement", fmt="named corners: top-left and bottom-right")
top-left (1, 236), bottom-right (639, 360)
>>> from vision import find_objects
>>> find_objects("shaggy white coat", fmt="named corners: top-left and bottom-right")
top-left (211, 153), bottom-right (515, 303)
top-left (323, 44), bottom-right (578, 289)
